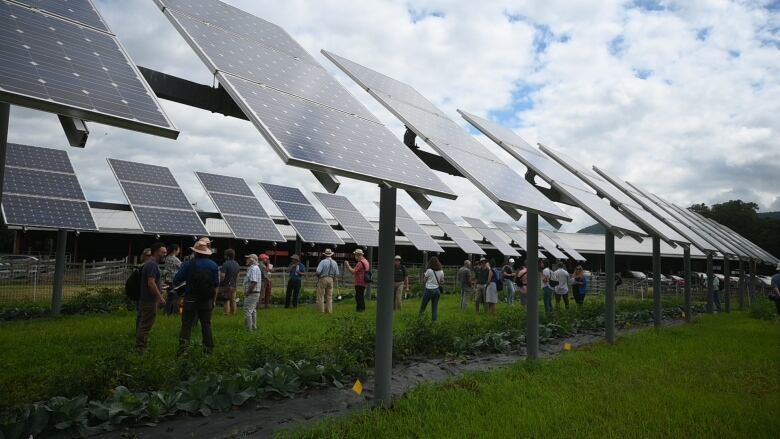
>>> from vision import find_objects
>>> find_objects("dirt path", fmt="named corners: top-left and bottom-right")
top-left (102, 319), bottom-right (685, 439)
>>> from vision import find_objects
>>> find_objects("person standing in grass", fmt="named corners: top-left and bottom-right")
top-left (420, 256), bottom-right (444, 322)
top-left (515, 262), bottom-right (528, 308)
top-left (485, 258), bottom-right (501, 313)
top-left (553, 261), bottom-right (570, 310)
top-left (502, 258), bottom-right (516, 305)
top-left (712, 275), bottom-right (722, 312)
top-left (133, 247), bottom-right (153, 330)
top-left (259, 253), bottom-right (273, 309)
top-left (242, 254), bottom-right (262, 330)
top-left (769, 263), bottom-right (780, 315)
top-left (174, 240), bottom-right (219, 355)
top-left (163, 244), bottom-right (182, 316)
top-left (572, 265), bottom-right (587, 307)
top-left (540, 260), bottom-right (554, 315)
top-left (135, 243), bottom-right (167, 352)
top-left (315, 249), bottom-right (339, 314)
top-left (285, 254), bottom-right (305, 308)
top-left (474, 257), bottom-right (489, 313)
top-left (457, 259), bottom-right (474, 310)
top-left (219, 249), bottom-right (240, 316)
top-left (393, 255), bottom-right (409, 310)
top-left (345, 249), bottom-right (370, 312)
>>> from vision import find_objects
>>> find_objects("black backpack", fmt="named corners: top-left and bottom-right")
top-left (124, 266), bottom-right (142, 301)
top-left (362, 260), bottom-right (373, 283)
top-left (187, 263), bottom-right (215, 301)
top-left (718, 279), bottom-right (725, 291)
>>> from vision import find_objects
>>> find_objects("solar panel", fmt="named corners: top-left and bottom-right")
top-left (536, 231), bottom-right (569, 260)
top-left (313, 192), bottom-right (378, 247)
top-left (108, 159), bottom-right (207, 236)
top-left (673, 206), bottom-right (751, 259)
top-left (423, 210), bottom-right (485, 255)
top-left (491, 221), bottom-right (537, 256)
top-left (373, 203), bottom-right (442, 252)
top-left (0, 0), bottom-right (178, 138)
top-left (195, 172), bottom-right (285, 242)
top-left (155, 0), bottom-right (454, 199)
top-left (462, 217), bottom-right (520, 257)
top-left (1, 143), bottom-right (96, 231)
top-left (700, 217), bottom-right (764, 261)
top-left (323, 50), bottom-right (569, 222)
top-left (710, 219), bottom-right (775, 262)
top-left (541, 231), bottom-right (587, 261)
top-left (260, 183), bottom-right (343, 244)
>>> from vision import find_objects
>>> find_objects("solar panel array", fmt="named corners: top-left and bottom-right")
top-left (155, 0), bottom-right (454, 199)
top-left (260, 183), bottom-right (343, 244)
top-left (195, 172), bottom-right (284, 242)
top-left (423, 210), bottom-right (485, 255)
top-left (108, 159), bottom-right (207, 236)
top-left (313, 192), bottom-right (378, 247)
top-left (1, 143), bottom-right (96, 230)
top-left (667, 202), bottom-right (748, 259)
top-left (541, 230), bottom-right (586, 261)
top-left (462, 217), bottom-right (520, 257)
top-left (377, 203), bottom-right (443, 253)
top-left (0, 0), bottom-right (177, 138)
top-left (323, 50), bottom-right (570, 222)
top-left (491, 221), bottom-right (545, 259)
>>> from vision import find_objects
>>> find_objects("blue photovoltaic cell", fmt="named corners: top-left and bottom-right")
top-left (260, 183), bottom-right (343, 244)
top-left (195, 172), bottom-right (254, 197)
top-left (275, 201), bottom-right (325, 223)
top-left (133, 206), bottom-right (208, 236)
top-left (209, 192), bottom-right (268, 217)
top-left (4, 167), bottom-right (85, 200)
top-left (2, 194), bottom-right (96, 230)
top-left (120, 181), bottom-right (192, 210)
top-left (13, 0), bottom-right (109, 31)
top-left (424, 210), bottom-right (485, 255)
top-left (462, 217), bottom-right (520, 257)
top-left (313, 192), bottom-right (377, 247)
top-left (108, 159), bottom-right (178, 186)
top-left (312, 191), bottom-right (359, 211)
top-left (327, 208), bottom-right (373, 229)
top-left (260, 183), bottom-right (310, 204)
top-left (221, 215), bottom-right (285, 242)
top-left (0, 1), bottom-right (177, 137)
top-left (541, 231), bottom-right (587, 262)
top-left (378, 203), bottom-right (443, 253)
top-left (291, 221), bottom-right (343, 244)
top-left (1, 143), bottom-right (96, 230)
top-left (6, 142), bottom-right (74, 172)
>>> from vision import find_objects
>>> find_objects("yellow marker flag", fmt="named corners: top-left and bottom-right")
top-left (563, 343), bottom-right (572, 351)
top-left (352, 379), bottom-right (363, 395)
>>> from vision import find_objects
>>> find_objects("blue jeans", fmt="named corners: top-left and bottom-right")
top-left (420, 288), bottom-right (441, 322)
top-left (285, 278), bottom-right (301, 308)
top-left (713, 290), bottom-right (721, 311)
top-left (460, 286), bottom-right (472, 310)
top-left (504, 281), bottom-right (516, 304)
top-left (543, 287), bottom-right (554, 314)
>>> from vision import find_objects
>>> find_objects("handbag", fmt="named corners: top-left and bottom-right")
top-left (432, 270), bottom-right (444, 295)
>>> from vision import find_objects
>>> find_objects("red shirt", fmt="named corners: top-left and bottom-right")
top-left (354, 258), bottom-right (370, 287)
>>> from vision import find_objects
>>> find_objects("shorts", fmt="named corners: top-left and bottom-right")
top-left (486, 283), bottom-right (498, 304)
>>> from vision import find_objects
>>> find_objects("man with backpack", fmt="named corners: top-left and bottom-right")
top-left (345, 248), bottom-right (370, 312)
top-left (134, 243), bottom-right (167, 352)
top-left (173, 239), bottom-right (219, 354)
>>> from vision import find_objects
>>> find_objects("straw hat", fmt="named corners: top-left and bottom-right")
top-left (244, 253), bottom-right (258, 263)
top-left (323, 248), bottom-right (334, 257)
top-left (291, 254), bottom-right (300, 260)
top-left (190, 240), bottom-right (212, 255)
top-left (353, 249), bottom-right (364, 255)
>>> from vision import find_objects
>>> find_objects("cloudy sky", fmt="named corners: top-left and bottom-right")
top-left (7, 0), bottom-right (780, 232)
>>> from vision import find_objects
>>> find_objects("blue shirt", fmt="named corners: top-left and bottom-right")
top-left (316, 258), bottom-right (339, 277)
top-left (771, 273), bottom-right (780, 290)
top-left (173, 256), bottom-right (220, 299)
top-left (139, 261), bottom-right (161, 303)
top-left (289, 262), bottom-right (305, 280)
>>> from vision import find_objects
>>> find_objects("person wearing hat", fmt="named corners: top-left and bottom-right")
top-left (173, 239), bottom-right (220, 354)
top-left (502, 258), bottom-right (517, 305)
top-left (345, 248), bottom-right (370, 312)
top-left (285, 254), bottom-right (306, 308)
top-left (770, 262), bottom-right (780, 315)
top-left (393, 255), bottom-right (409, 310)
top-left (219, 249), bottom-right (240, 316)
top-left (242, 254), bottom-right (262, 330)
top-left (473, 257), bottom-right (489, 313)
top-left (259, 253), bottom-right (273, 309)
top-left (315, 249), bottom-right (340, 314)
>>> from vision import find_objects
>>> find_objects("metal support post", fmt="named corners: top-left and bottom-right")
top-left (683, 245), bottom-right (692, 322)
top-left (652, 236), bottom-right (662, 329)
top-left (366, 246), bottom-right (374, 300)
top-left (738, 259), bottom-right (745, 310)
top-left (0, 102), bottom-right (9, 202)
top-left (51, 229), bottom-right (67, 316)
top-left (723, 257), bottom-right (730, 313)
top-left (526, 213), bottom-right (539, 360)
top-left (294, 235), bottom-right (302, 257)
top-left (749, 259), bottom-right (756, 305)
top-left (706, 253), bottom-right (714, 313)
top-left (374, 185), bottom-right (396, 407)
top-left (605, 230), bottom-right (616, 344)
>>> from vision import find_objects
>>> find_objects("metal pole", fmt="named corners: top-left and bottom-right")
top-left (738, 259), bottom-right (745, 310)
top-left (525, 213), bottom-right (539, 360)
top-left (605, 230), bottom-right (616, 344)
top-left (366, 246), bottom-right (375, 300)
top-left (706, 253), bottom-right (714, 313)
top-left (51, 229), bottom-right (67, 315)
top-left (723, 257), bottom-right (730, 313)
top-left (374, 185), bottom-right (396, 407)
top-left (683, 245), bottom-right (691, 322)
top-left (652, 236), bottom-right (661, 329)
top-left (0, 102), bottom-right (10, 203)
top-left (749, 259), bottom-right (756, 306)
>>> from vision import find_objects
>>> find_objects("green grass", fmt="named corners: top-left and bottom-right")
top-left (282, 312), bottom-right (780, 439)
top-left (0, 291), bottom-right (698, 410)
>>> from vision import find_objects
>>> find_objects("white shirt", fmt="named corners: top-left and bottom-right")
top-left (712, 276), bottom-right (720, 290)
top-left (243, 264), bottom-right (262, 292)
top-left (553, 268), bottom-right (569, 294)
top-left (542, 267), bottom-right (552, 288)
top-left (424, 269), bottom-right (444, 290)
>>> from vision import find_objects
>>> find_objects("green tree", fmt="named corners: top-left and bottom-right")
top-left (689, 203), bottom-right (711, 216)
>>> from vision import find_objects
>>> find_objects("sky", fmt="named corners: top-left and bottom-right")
top-left (6, 0), bottom-right (780, 233)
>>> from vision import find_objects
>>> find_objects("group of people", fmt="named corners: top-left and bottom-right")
top-left (133, 238), bottom-right (275, 354)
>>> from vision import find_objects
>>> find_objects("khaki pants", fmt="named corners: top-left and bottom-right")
top-left (393, 281), bottom-right (405, 310)
top-left (317, 277), bottom-right (334, 313)
top-left (135, 301), bottom-right (158, 351)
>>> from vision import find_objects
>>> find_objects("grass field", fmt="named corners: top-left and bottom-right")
top-left (282, 312), bottom-right (780, 438)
